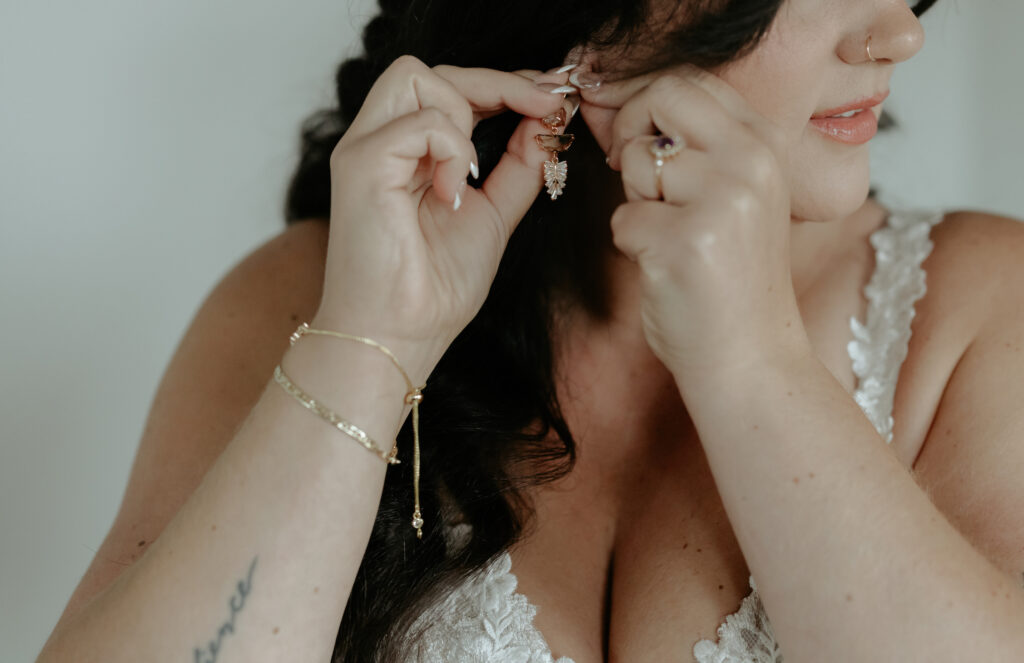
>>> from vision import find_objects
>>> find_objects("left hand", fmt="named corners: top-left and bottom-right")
top-left (576, 64), bottom-right (812, 383)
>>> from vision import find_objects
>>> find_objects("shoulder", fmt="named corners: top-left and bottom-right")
top-left (903, 211), bottom-right (1024, 578)
top-left (44, 218), bottom-right (333, 633)
top-left (922, 208), bottom-right (1024, 330)
top-left (888, 208), bottom-right (1024, 465)
top-left (228, 218), bottom-right (330, 297)
top-left (206, 217), bottom-right (332, 374)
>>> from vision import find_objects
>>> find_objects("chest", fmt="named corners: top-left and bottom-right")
top-left (510, 401), bottom-right (774, 663)
top-left (504, 242), bottom-right (946, 662)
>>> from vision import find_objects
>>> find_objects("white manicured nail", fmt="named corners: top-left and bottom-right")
top-left (453, 192), bottom-right (462, 211)
top-left (568, 71), bottom-right (602, 89)
top-left (469, 160), bottom-right (479, 180)
top-left (555, 63), bottom-right (578, 73)
top-left (549, 85), bottom-right (576, 94)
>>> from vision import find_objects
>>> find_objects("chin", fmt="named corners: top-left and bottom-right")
top-left (788, 170), bottom-right (872, 223)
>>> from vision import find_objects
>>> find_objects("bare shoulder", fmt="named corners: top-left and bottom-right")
top-left (920, 208), bottom-right (1024, 335)
top-left (889, 208), bottom-right (1024, 466)
top-left (49, 217), bottom-right (331, 635)
top-left (926, 208), bottom-right (1024, 273)
top-left (900, 209), bottom-right (1024, 579)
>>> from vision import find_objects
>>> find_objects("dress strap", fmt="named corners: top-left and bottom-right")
top-left (846, 207), bottom-right (946, 444)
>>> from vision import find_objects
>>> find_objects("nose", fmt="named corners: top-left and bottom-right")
top-left (840, 1), bottom-right (926, 64)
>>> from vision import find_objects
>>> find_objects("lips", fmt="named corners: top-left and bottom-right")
top-left (812, 90), bottom-right (890, 119)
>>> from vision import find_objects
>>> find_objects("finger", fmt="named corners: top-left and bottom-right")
top-left (345, 55), bottom-right (475, 145)
top-left (524, 63), bottom-right (582, 87)
top-left (609, 200), bottom-right (677, 265)
top-left (608, 74), bottom-right (750, 169)
top-left (619, 137), bottom-right (711, 203)
top-left (346, 107), bottom-right (476, 206)
top-left (432, 64), bottom-right (568, 124)
top-left (576, 66), bottom-right (665, 109)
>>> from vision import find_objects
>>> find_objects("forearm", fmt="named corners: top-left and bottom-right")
top-left (677, 350), bottom-right (1024, 662)
top-left (38, 325), bottom-right (434, 663)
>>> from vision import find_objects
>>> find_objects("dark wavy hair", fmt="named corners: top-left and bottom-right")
top-left (282, 1), bottom-right (939, 660)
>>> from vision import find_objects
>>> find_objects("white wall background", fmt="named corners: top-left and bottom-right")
top-left (1, 0), bottom-right (1020, 659)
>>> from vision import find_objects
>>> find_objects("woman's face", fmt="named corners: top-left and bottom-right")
top-left (589, 0), bottom-right (926, 223)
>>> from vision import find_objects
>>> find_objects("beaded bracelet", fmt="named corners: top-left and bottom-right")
top-left (274, 322), bottom-right (427, 539)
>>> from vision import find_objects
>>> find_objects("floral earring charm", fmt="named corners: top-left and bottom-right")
top-left (535, 107), bottom-right (575, 200)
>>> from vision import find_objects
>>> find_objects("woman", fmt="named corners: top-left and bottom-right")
top-left (38, 0), bottom-right (1024, 661)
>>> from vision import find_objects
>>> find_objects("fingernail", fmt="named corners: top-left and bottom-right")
top-left (564, 94), bottom-right (581, 119)
top-left (453, 180), bottom-right (467, 211)
top-left (535, 82), bottom-right (565, 93)
top-left (555, 63), bottom-right (578, 74)
top-left (469, 160), bottom-right (479, 180)
top-left (568, 71), bottom-right (602, 90)
top-left (548, 85), bottom-right (577, 95)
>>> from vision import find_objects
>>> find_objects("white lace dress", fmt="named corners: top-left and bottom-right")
top-left (402, 207), bottom-right (946, 663)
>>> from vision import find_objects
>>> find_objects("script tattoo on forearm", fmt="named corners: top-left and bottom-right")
top-left (192, 555), bottom-right (258, 663)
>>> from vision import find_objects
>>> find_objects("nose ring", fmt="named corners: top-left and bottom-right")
top-left (866, 35), bottom-right (877, 62)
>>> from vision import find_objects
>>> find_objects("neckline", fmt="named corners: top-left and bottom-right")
top-left (495, 209), bottom-right (904, 663)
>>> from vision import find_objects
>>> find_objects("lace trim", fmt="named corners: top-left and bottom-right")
top-left (407, 543), bottom-right (574, 663)
top-left (847, 208), bottom-right (944, 444)
top-left (692, 575), bottom-right (783, 663)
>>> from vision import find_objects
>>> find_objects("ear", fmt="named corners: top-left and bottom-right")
top-left (564, 46), bottom-right (617, 164)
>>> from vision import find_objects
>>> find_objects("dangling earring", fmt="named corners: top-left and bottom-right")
top-left (535, 106), bottom-right (576, 200)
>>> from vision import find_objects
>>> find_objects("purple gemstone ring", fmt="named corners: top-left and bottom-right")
top-left (648, 135), bottom-right (686, 200)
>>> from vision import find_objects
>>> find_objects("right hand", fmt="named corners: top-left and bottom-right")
top-left (314, 55), bottom-right (572, 364)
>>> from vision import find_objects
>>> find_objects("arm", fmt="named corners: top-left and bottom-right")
top-left (676, 262), bottom-right (1024, 662)
top-left (36, 221), bottom-right (438, 663)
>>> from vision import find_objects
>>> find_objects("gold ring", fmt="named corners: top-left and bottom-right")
top-left (648, 135), bottom-right (686, 200)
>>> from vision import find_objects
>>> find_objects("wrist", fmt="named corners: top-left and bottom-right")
top-left (671, 332), bottom-right (816, 401)
top-left (305, 313), bottom-right (447, 389)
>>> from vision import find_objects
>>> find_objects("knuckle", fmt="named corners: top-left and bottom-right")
top-left (387, 55), bottom-right (431, 95)
top-left (330, 134), bottom-right (367, 174)
top-left (609, 203), bottom-right (633, 233)
top-left (452, 102), bottom-right (474, 135)
top-left (391, 54), bottom-right (427, 75)
top-left (328, 136), bottom-right (350, 171)
top-left (723, 181), bottom-right (759, 217)
top-left (418, 105), bottom-right (450, 128)
top-left (726, 134), bottom-right (777, 187)
top-left (650, 73), bottom-right (687, 98)
top-left (744, 144), bottom-right (778, 186)
top-left (707, 177), bottom-right (742, 205)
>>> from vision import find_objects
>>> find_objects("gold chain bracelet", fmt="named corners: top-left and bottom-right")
top-left (275, 322), bottom-right (427, 539)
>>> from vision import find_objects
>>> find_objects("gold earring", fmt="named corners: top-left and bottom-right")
top-left (535, 107), bottom-right (575, 200)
